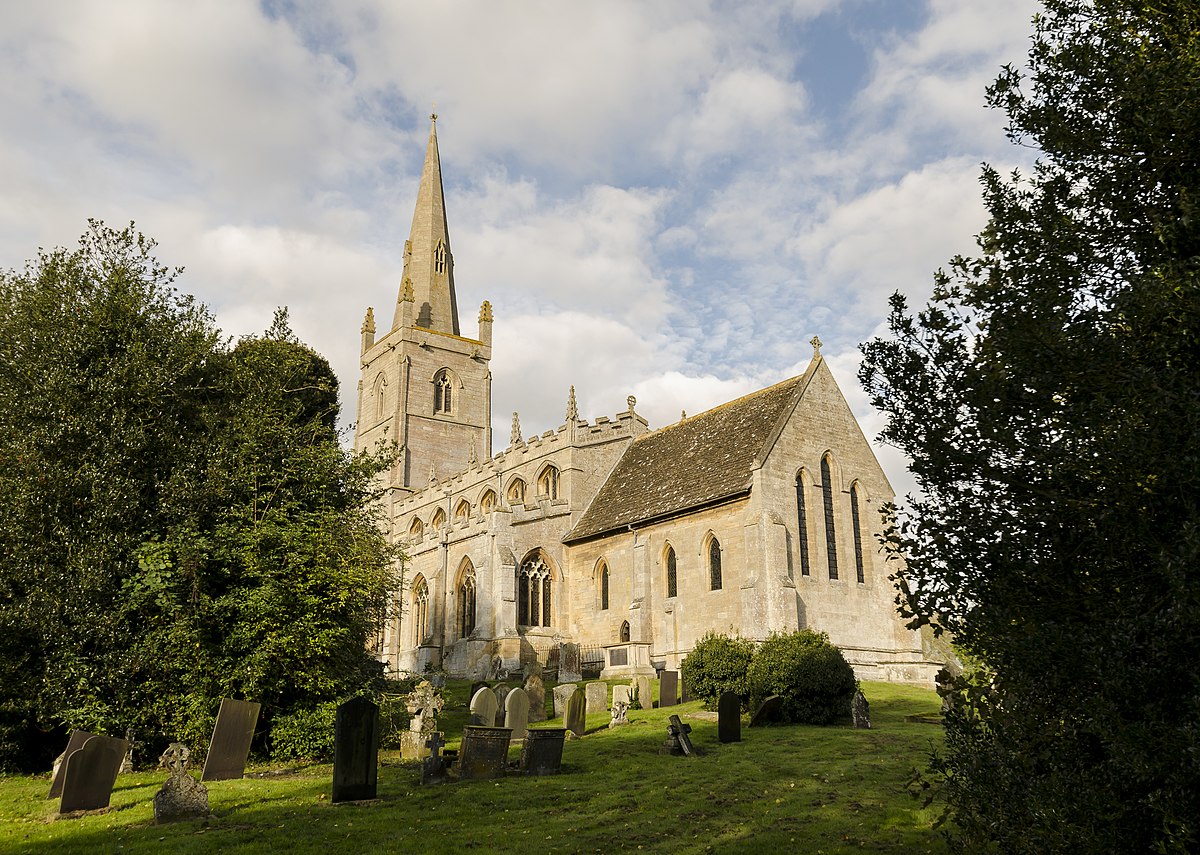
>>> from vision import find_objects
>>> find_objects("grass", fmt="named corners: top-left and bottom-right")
top-left (0, 680), bottom-right (946, 854)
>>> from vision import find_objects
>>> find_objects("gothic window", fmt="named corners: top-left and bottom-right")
top-left (822, 454), bottom-right (839, 580)
top-left (708, 535), bottom-right (723, 591)
top-left (665, 545), bottom-right (678, 598)
top-left (600, 562), bottom-right (610, 610)
top-left (412, 577), bottom-right (429, 646)
top-left (408, 517), bottom-right (424, 539)
top-left (620, 620), bottom-right (630, 643)
top-left (457, 561), bottom-right (477, 638)
top-left (431, 507), bottom-right (446, 532)
top-left (373, 372), bottom-right (387, 421)
top-left (479, 489), bottom-right (497, 514)
top-left (851, 482), bottom-right (866, 584)
top-left (454, 499), bottom-right (471, 523)
top-left (434, 239), bottom-right (447, 275)
top-left (434, 369), bottom-right (453, 414)
top-left (517, 554), bottom-right (552, 628)
top-left (795, 471), bottom-right (811, 577)
top-left (507, 477), bottom-right (526, 505)
top-left (537, 465), bottom-right (560, 500)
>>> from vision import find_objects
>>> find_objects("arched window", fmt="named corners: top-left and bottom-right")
top-left (412, 577), bottom-right (429, 646)
top-left (507, 478), bottom-right (526, 505)
top-left (433, 369), bottom-right (453, 414)
top-left (479, 489), bottom-right (497, 514)
top-left (537, 465), bottom-right (560, 500)
top-left (431, 507), bottom-right (446, 532)
top-left (620, 620), bottom-right (630, 642)
top-left (708, 536), bottom-right (723, 591)
top-left (665, 545), bottom-right (678, 598)
top-left (599, 562), bottom-right (610, 610)
top-left (408, 517), bottom-right (424, 539)
top-left (821, 455), bottom-right (839, 580)
top-left (457, 561), bottom-right (477, 638)
top-left (434, 239), bottom-right (447, 275)
top-left (373, 372), bottom-right (387, 421)
top-left (795, 471), bottom-right (811, 577)
top-left (851, 482), bottom-right (866, 584)
top-left (517, 554), bottom-right (552, 627)
top-left (454, 499), bottom-right (471, 523)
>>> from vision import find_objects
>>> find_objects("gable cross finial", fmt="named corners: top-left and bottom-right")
top-left (627, 395), bottom-right (637, 413)
top-left (566, 385), bottom-right (578, 421)
top-left (810, 335), bottom-right (822, 356)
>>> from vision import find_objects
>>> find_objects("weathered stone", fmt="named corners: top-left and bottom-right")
top-left (564, 687), bottom-right (587, 738)
top-left (551, 683), bottom-right (577, 719)
top-left (60, 735), bottom-right (129, 814)
top-left (718, 692), bottom-right (741, 743)
top-left (520, 728), bottom-right (566, 775)
top-left (470, 686), bottom-right (499, 728)
top-left (458, 726), bottom-right (512, 780)
top-left (661, 714), bottom-right (695, 757)
top-left (200, 698), bottom-right (260, 782)
top-left (153, 744), bottom-right (208, 824)
top-left (659, 671), bottom-right (679, 707)
top-left (680, 674), bottom-right (691, 704)
top-left (332, 697), bottom-right (379, 803)
top-left (406, 680), bottom-right (443, 734)
top-left (608, 700), bottom-right (630, 728)
top-left (504, 687), bottom-right (530, 740)
top-left (493, 683), bottom-right (511, 726)
top-left (748, 695), bottom-right (784, 728)
top-left (48, 731), bottom-right (95, 799)
top-left (585, 681), bottom-right (607, 713)
top-left (633, 675), bottom-right (653, 710)
top-left (611, 684), bottom-right (632, 708)
top-left (420, 732), bottom-right (448, 785)
top-left (524, 674), bottom-right (547, 723)
top-left (558, 642), bottom-right (582, 683)
top-left (852, 690), bottom-right (871, 729)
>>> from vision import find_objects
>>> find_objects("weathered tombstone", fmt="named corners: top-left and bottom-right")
top-left (504, 687), bottom-right (531, 741)
top-left (469, 680), bottom-right (489, 704)
top-left (585, 681), bottom-right (608, 713)
top-left (428, 672), bottom-right (447, 689)
top-left (634, 675), bottom-right (653, 709)
top-left (48, 730), bottom-right (96, 799)
top-left (611, 684), bottom-right (632, 708)
top-left (748, 695), bottom-right (784, 728)
top-left (401, 679), bottom-right (444, 760)
top-left (493, 683), bottom-right (511, 726)
top-left (119, 728), bottom-right (137, 774)
top-left (457, 726), bottom-right (512, 780)
top-left (661, 715), bottom-right (695, 757)
top-left (470, 686), bottom-right (499, 728)
top-left (660, 671), bottom-right (679, 707)
top-left (420, 732), bottom-right (448, 785)
top-left (332, 697), bottom-right (380, 803)
top-left (200, 698), bottom-right (260, 782)
top-left (564, 687), bottom-right (587, 738)
top-left (608, 700), bottom-right (630, 728)
top-left (525, 673), bottom-right (547, 723)
top-left (558, 642), bottom-right (582, 682)
top-left (852, 690), bottom-right (871, 729)
top-left (551, 683), bottom-right (578, 719)
top-left (718, 692), bottom-right (742, 743)
top-left (520, 728), bottom-right (567, 775)
top-left (59, 734), bottom-right (130, 813)
top-left (153, 743), bottom-right (209, 824)
top-left (680, 673), bottom-right (691, 704)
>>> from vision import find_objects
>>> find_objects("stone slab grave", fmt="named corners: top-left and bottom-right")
top-left (659, 670), bottom-right (679, 707)
top-left (633, 675), bottom-right (653, 710)
top-left (718, 692), bottom-right (741, 743)
top-left (564, 686), bottom-right (587, 738)
top-left (457, 726), bottom-right (512, 781)
top-left (469, 686), bottom-right (499, 728)
top-left (852, 689), bottom-right (872, 729)
top-left (420, 732), bottom-right (449, 786)
top-left (48, 730), bottom-right (95, 799)
top-left (611, 684), bottom-right (632, 708)
top-left (492, 684), bottom-right (511, 726)
top-left (748, 695), bottom-right (784, 728)
top-left (200, 698), bottom-right (260, 782)
top-left (680, 674), bottom-right (691, 704)
top-left (332, 697), bottom-right (380, 803)
top-left (661, 714), bottom-right (695, 757)
top-left (551, 683), bottom-right (577, 719)
top-left (558, 641), bottom-right (582, 682)
top-left (585, 681), bottom-right (607, 714)
top-left (503, 687), bottom-right (530, 741)
top-left (520, 728), bottom-right (566, 775)
top-left (524, 674), bottom-right (547, 723)
top-left (401, 679), bottom-right (444, 760)
top-left (59, 734), bottom-right (130, 814)
top-left (153, 743), bottom-right (209, 824)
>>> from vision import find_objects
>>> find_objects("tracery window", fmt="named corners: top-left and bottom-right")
top-left (412, 577), bottom-right (429, 646)
top-left (434, 239), bottom-right (447, 275)
top-left (821, 455), bottom-right (839, 580)
top-left (665, 545), bottom-right (678, 598)
top-left (434, 370), bottom-right (453, 414)
top-left (517, 555), bottom-right (552, 627)
top-left (409, 517), bottom-right (424, 539)
top-left (600, 562), bottom-right (610, 610)
top-left (537, 465), bottom-right (560, 500)
top-left (431, 507), bottom-right (446, 532)
top-left (454, 499), bottom-right (471, 523)
top-left (457, 562), bottom-right (477, 638)
top-left (507, 477), bottom-right (526, 505)
top-left (851, 482), bottom-right (866, 584)
top-left (479, 489), bottom-right (497, 514)
top-left (708, 536), bottom-right (723, 591)
top-left (795, 471), bottom-right (811, 577)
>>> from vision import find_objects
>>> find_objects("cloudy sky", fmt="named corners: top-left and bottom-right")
top-left (0, 0), bottom-right (1041, 501)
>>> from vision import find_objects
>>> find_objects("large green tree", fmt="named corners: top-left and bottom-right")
top-left (860, 2), bottom-right (1199, 851)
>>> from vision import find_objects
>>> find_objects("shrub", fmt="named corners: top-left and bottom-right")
top-left (680, 632), bottom-right (757, 709)
top-left (745, 630), bottom-right (856, 725)
top-left (269, 702), bottom-right (338, 761)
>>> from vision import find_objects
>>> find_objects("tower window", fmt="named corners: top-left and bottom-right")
top-left (434, 370), bottom-right (453, 414)
top-left (538, 465), bottom-right (559, 500)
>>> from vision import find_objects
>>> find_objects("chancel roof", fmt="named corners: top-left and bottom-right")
top-left (564, 371), bottom-right (810, 543)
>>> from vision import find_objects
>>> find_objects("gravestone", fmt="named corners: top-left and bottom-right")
top-left (558, 642), bottom-right (582, 682)
top-left (470, 686), bottom-right (499, 728)
top-left (420, 732), bottom-right (448, 785)
top-left (200, 698), bottom-right (260, 782)
top-left (60, 734), bottom-right (130, 813)
top-left (633, 675), bottom-right (653, 710)
top-left (748, 695), bottom-right (784, 728)
top-left (524, 674), bottom-right (547, 723)
top-left (504, 687), bottom-right (531, 740)
top-left (680, 674), bottom-right (691, 704)
top-left (718, 692), bottom-right (741, 743)
top-left (660, 671), bottom-right (679, 707)
top-left (661, 715), bottom-right (695, 757)
top-left (469, 681), bottom-right (489, 704)
top-left (493, 684), bottom-right (511, 726)
top-left (585, 681), bottom-right (608, 713)
top-left (401, 679), bottom-right (444, 760)
top-left (119, 728), bottom-right (136, 774)
top-left (332, 697), bottom-right (380, 803)
top-left (551, 683), bottom-right (577, 719)
top-left (852, 690), bottom-right (871, 729)
top-left (153, 743), bottom-right (209, 824)
top-left (564, 687), bottom-right (587, 738)
top-left (611, 684), bottom-right (632, 708)
top-left (48, 730), bottom-right (96, 799)
top-left (608, 700), bottom-right (630, 728)
top-left (457, 726), bottom-right (512, 780)
top-left (520, 728), bottom-right (566, 775)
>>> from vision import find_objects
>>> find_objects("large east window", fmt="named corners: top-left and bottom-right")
top-left (517, 555), bottom-right (552, 627)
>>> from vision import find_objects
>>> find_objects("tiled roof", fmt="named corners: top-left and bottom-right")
top-left (564, 373), bottom-right (806, 543)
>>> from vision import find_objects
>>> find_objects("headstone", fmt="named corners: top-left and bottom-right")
top-left (401, 679), bottom-right (444, 760)
top-left (608, 700), bottom-right (630, 728)
top-left (48, 730), bottom-right (95, 799)
top-left (564, 687), bottom-right (587, 738)
top-left (611, 684), bottom-right (632, 708)
top-left (200, 698), bottom-right (260, 782)
top-left (748, 695), bottom-right (784, 728)
top-left (585, 681), bottom-right (608, 713)
top-left (493, 684), bottom-right (511, 725)
top-left (469, 686), bottom-right (499, 728)
top-left (558, 642), bottom-right (582, 682)
top-left (660, 671), bottom-right (679, 707)
top-left (119, 728), bottom-right (137, 774)
top-left (718, 692), bottom-right (741, 743)
top-left (520, 728), bottom-right (566, 775)
top-left (524, 674), bottom-right (547, 723)
top-left (469, 681), bottom-right (489, 704)
top-left (59, 734), bottom-right (130, 813)
top-left (634, 675), bottom-right (653, 710)
top-left (457, 726), bottom-right (512, 780)
top-left (680, 673), bottom-right (691, 704)
top-left (153, 743), bottom-right (209, 824)
top-left (551, 683), bottom-right (578, 719)
top-left (661, 715), bottom-right (695, 757)
top-left (852, 690), bottom-right (871, 729)
top-left (420, 732), bottom-right (448, 785)
top-left (504, 687), bottom-right (531, 740)
top-left (332, 697), bottom-right (380, 803)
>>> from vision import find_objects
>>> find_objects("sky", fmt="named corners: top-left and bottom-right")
top-left (0, 0), bottom-right (1042, 502)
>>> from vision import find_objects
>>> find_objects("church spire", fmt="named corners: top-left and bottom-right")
top-left (395, 113), bottom-right (460, 335)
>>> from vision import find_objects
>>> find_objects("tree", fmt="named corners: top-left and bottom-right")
top-left (859, 2), bottom-right (1200, 851)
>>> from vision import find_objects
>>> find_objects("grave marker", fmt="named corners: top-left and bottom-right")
top-left (420, 732), bottom-right (448, 785)
top-left (748, 695), bottom-right (784, 728)
top-left (504, 687), bottom-right (531, 741)
top-left (458, 726), bottom-right (512, 780)
top-left (585, 681), bottom-right (608, 713)
top-left (558, 642), bottom-right (582, 682)
top-left (332, 697), bottom-right (380, 803)
top-left (200, 699), bottom-right (260, 782)
top-left (493, 684), bottom-right (511, 725)
top-left (633, 675), bottom-right (653, 709)
top-left (469, 686), bottom-right (499, 727)
top-left (662, 715), bottom-right (695, 757)
top-left (611, 684), bottom-right (632, 708)
top-left (401, 679), bottom-right (444, 760)
top-left (852, 690), bottom-right (872, 729)
top-left (660, 671), bottom-right (679, 707)
top-left (48, 730), bottom-right (95, 799)
top-left (551, 683), bottom-right (577, 718)
top-left (59, 734), bottom-right (129, 814)
top-left (718, 692), bottom-right (741, 743)
top-left (153, 743), bottom-right (209, 824)
top-left (608, 700), bottom-right (630, 728)
top-left (564, 687), bottom-right (587, 738)
top-left (524, 674), bottom-right (547, 723)
top-left (520, 728), bottom-right (566, 775)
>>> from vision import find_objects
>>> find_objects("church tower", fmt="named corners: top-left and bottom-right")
top-left (354, 115), bottom-right (493, 494)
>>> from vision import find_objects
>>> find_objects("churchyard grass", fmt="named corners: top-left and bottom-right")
top-left (0, 681), bottom-right (945, 854)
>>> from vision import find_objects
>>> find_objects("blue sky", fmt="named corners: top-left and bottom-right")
top-left (0, 0), bottom-right (1040, 500)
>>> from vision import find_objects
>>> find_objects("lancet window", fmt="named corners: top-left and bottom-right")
top-left (665, 545), bottom-right (678, 598)
top-left (851, 482), bottom-right (866, 584)
top-left (457, 563), bottom-right (477, 638)
top-left (795, 471), bottom-right (811, 577)
top-left (821, 455), bottom-right (839, 580)
top-left (708, 536), bottom-right (723, 591)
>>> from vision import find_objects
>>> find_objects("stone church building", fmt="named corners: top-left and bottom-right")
top-left (354, 117), bottom-right (938, 684)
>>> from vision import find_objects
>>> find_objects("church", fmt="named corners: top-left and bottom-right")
top-left (354, 117), bottom-right (940, 685)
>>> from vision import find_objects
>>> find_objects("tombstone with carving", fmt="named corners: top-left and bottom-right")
top-left (400, 680), bottom-right (444, 760)
top-left (153, 743), bottom-right (210, 823)
top-left (608, 700), bottom-right (630, 729)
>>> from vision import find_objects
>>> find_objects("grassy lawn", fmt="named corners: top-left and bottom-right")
top-left (0, 681), bottom-right (946, 854)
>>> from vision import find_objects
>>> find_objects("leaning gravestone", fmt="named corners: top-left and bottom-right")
top-left (458, 726), bottom-right (512, 780)
top-left (332, 697), bottom-right (380, 803)
top-left (660, 671), bottom-right (679, 707)
top-left (661, 715), bottom-right (695, 757)
top-left (153, 743), bottom-right (209, 824)
top-left (634, 675), bottom-right (653, 710)
top-left (585, 681), bottom-right (608, 713)
top-left (520, 728), bottom-right (566, 775)
top-left (200, 699), bottom-right (260, 782)
top-left (748, 695), bottom-right (784, 728)
top-left (504, 687), bottom-right (531, 741)
top-left (401, 679), bottom-right (444, 760)
top-left (852, 690), bottom-right (871, 729)
top-left (558, 642), bottom-right (582, 682)
top-left (611, 684), bottom-right (632, 708)
top-left (493, 684), bottom-right (511, 726)
top-left (524, 674), bottom-right (547, 723)
top-left (48, 730), bottom-right (96, 799)
top-left (551, 683), bottom-right (578, 719)
top-left (470, 686), bottom-right (499, 728)
top-left (564, 687), bottom-right (587, 738)
top-left (469, 681), bottom-right (489, 704)
top-left (718, 692), bottom-right (741, 743)
top-left (60, 734), bottom-right (130, 814)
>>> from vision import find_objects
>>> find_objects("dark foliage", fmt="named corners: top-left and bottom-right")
top-left (745, 631), bottom-right (856, 725)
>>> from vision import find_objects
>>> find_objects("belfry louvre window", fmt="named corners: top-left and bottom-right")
top-left (538, 465), bottom-right (559, 500)
top-left (434, 371), bottom-right (453, 414)
top-left (851, 483), bottom-right (866, 584)
top-left (517, 556), bottom-right (552, 627)
top-left (821, 455), bottom-right (839, 580)
top-left (665, 546), bottom-right (678, 598)
top-left (708, 537), bottom-right (723, 591)
top-left (795, 473), bottom-right (811, 576)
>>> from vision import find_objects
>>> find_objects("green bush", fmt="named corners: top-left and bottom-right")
top-left (745, 630), bottom-right (856, 725)
top-left (680, 632), bottom-right (757, 710)
top-left (269, 702), bottom-right (338, 761)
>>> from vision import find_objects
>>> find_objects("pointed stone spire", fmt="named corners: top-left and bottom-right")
top-left (510, 412), bottom-right (522, 446)
top-left (394, 113), bottom-right (460, 334)
top-left (566, 385), bottom-right (578, 421)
